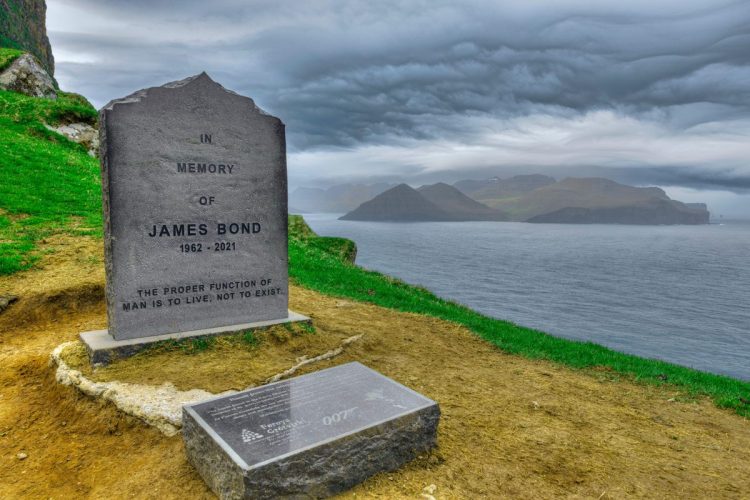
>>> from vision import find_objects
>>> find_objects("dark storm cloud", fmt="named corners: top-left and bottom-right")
top-left (47, 0), bottom-right (750, 206)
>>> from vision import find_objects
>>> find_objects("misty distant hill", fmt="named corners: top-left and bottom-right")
top-left (417, 183), bottom-right (506, 220)
top-left (340, 184), bottom-right (451, 221)
top-left (290, 183), bottom-right (395, 213)
top-left (342, 176), bottom-right (709, 225)
top-left (454, 174), bottom-right (556, 203)
top-left (340, 183), bottom-right (506, 221)
top-left (493, 177), bottom-right (709, 224)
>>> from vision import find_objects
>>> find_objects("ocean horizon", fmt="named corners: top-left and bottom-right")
top-left (305, 214), bottom-right (750, 381)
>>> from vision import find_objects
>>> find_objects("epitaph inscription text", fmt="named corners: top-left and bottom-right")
top-left (100, 74), bottom-right (289, 340)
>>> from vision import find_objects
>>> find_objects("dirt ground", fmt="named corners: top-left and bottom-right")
top-left (1, 237), bottom-right (750, 499)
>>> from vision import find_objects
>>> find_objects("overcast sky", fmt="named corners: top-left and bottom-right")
top-left (47, 0), bottom-right (750, 216)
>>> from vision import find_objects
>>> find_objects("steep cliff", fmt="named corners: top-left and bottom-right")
top-left (0, 0), bottom-right (54, 76)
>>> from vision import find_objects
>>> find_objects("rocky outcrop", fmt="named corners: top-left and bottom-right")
top-left (0, 0), bottom-right (55, 75)
top-left (46, 122), bottom-right (99, 155)
top-left (0, 52), bottom-right (56, 98)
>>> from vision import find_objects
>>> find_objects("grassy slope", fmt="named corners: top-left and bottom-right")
top-left (0, 60), bottom-right (100, 274)
top-left (1, 72), bottom-right (748, 418)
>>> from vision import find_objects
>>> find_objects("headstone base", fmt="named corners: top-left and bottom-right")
top-left (79, 310), bottom-right (311, 365)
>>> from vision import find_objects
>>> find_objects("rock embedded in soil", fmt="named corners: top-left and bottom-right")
top-left (50, 341), bottom-right (229, 436)
top-left (0, 53), bottom-right (56, 99)
top-left (46, 122), bottom-right (99, 156)
top-left (0, 295), bottom-right (18, 314)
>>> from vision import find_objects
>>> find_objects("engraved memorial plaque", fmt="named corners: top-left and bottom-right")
top-left (99, 73), bottom-right (289, 340)
top-left (183, 362), bottom-right (440, 499)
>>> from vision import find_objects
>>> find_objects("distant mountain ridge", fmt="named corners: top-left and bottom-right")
top-left (340, 184), bottom-right (449, 221)
top-left (340, 183), bottom-right (506, 221)
top-left (455, 174), bottom-right (556, 202)
top-left (417, 183), bottom-right (506, 220)
top-left (340, 175), bottom-right (710, 225)
top-left (492, 177), bottom-right (708, 224)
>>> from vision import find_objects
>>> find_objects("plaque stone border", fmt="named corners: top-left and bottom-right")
top-left (80, 310), bottom-right (311, 365)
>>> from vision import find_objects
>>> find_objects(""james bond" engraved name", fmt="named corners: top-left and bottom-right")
top-left (148, 222), bottom-right (261, 237)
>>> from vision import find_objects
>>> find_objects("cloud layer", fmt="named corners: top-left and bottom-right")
top-left (47, 0), bottom-right (750, 214)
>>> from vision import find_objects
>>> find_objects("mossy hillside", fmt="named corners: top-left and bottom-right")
top-left (0, 87), bottom-right (100, 275)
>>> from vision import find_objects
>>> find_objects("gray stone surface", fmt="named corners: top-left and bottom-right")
top-left (183, 362), bottom-right (440, 499)
top-left (100, 73), bottom-right (289, 340)
top-left (80, 310), bottom-right (310, 365)
top-left (0, 295), bottom-right (18, 315)
top-left (46, 122), bottom-right (99, 156)
top-left (0, 53), bottom-right (56, 99)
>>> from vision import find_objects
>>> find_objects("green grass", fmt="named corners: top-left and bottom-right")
top-left (288, 215), bottom-right (750, 418)
top-left (241, 330), bottom-right (261, 348)
top-left (2, 76), bottom-right (748, 420)
top-left (289, 214), bottom-right (357, 263)
top-left (0, 88), bottom-right (101, 274)
top-left (0, 47), bottom-right (22, 71)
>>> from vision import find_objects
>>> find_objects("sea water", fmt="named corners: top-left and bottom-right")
top-left (305, 214), bottom-right (750, 381)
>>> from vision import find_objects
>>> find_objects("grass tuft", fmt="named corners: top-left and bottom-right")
top-left (241, 330), bottom-right (261, 348)
top-left (0, 47), bottom-right (22, 72)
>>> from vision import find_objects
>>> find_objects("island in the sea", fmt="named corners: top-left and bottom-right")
top-left (336, 176), bottom-right (710, 224)
top-left (340, 183), bottom-right (507, 222)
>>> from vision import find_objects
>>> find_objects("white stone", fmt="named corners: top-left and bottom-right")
top-left (50, 333), bottom-right (364, 436)
top-left (46, 122), bottom-right (99, 156)
top-left (50, 341), bottom-right (233, 436)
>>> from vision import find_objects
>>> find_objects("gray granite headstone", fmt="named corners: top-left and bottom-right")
top-left (183, 362), bottom-right (440, 499)
top-left (99, 73), bottom-right (289, 340)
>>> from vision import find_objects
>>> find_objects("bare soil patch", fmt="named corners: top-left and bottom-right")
top-left (1, 239), bottom-right (749, 499)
